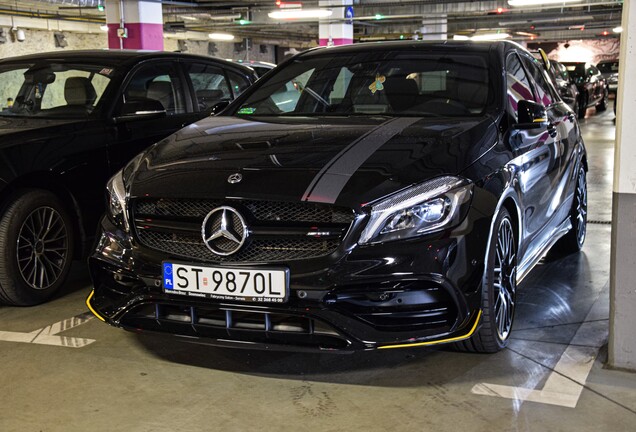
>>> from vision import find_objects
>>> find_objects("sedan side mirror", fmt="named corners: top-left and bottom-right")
top-left (514, 100), bottom-right (548, 130)
top-left (210, 100), bottom-right (230, 115)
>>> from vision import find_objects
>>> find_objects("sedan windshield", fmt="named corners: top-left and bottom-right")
top-left (235, 51), bottom-right (491, 117)
top-left (0, 63), bottom-right (115, 119)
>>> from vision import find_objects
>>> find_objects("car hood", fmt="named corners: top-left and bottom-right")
top-left (0, 116), bottom-right (87, 146)
top-left (130, 115), bottom-right (497, 209)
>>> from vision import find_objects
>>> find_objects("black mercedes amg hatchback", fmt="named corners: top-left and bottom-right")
top-left (88, 41), bottom-right (587, 353)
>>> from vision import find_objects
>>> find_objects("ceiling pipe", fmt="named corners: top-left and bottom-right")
top-left (28, 0), bottom-right (103, 6)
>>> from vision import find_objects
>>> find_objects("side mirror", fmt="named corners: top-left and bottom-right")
top-left (514, 100), bottom-right (548, 130)
top-left (113, 98), bottom-right (166, 123)
top-left (210, 100), bottom-right (230, 115)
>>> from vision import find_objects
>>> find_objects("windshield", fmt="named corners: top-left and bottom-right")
top-left (0, 62), bottom-right (115, 119)
top-left (235, 51), bottom-right (492, 117)
top-left (564, 63), bottom-right (587, 79)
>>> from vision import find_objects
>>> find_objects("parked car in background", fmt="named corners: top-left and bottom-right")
top-left (597, 59), bottom-right (619, 94)
top-left (562, 61), bottom-right (609, 118)
top-left (0, 50), bottom-right (257, 306)
top-left (88, 41), bottom-right (587, 354)
top-left (226, 59), bottom-right (276, 78)
top-left (549, 60), bottom-right (580, 113)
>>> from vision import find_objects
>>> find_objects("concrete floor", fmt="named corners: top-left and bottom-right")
top-left (2, 105), bottom-right (635, 432)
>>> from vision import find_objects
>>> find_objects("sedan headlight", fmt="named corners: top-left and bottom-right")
top-left (106, 169), bottom-right (129, 231)
top-left (359, 176), bottom-right (473, 245)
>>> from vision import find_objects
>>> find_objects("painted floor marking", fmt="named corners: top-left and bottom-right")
top-left (0, 311), bottom-right (95, 348)
top-left (471, 297), bottom-right (608, 408)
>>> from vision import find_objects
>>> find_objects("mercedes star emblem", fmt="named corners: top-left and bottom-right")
top-left (201, 206), bottom-right (248, 256)
top-left (227, 173), bottom-right (242, 184)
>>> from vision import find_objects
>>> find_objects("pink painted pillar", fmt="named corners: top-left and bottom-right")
top-left (319, 0), bottom-right (353, 46)
top-left (105, 0), bottom-right (163, 50)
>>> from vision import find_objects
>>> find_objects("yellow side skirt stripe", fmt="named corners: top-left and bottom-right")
top-left (378, 309), bottom-right (482, 349)
top-left (86, 290), bottom-right (106, 322)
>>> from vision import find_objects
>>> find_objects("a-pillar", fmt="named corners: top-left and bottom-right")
top-left (105, 0), bottom-right (163, 50)
top-left (319, 1), bottom-right (353, 46)
top-left (609, 0), bottom-right (636, 372)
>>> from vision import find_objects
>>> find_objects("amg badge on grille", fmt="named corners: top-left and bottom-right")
top-left (201, 206), bottom-right (248, 256)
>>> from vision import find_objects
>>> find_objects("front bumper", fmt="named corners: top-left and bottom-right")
top-left (87, 207), bottom-right (491, 352)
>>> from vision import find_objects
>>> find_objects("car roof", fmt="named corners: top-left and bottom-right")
top-left (0, 49), bottom-right (256, 75)
top-left (295, 40), bottom-right (523, 59)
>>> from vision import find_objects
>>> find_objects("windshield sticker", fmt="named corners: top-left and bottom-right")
top-left (237, 107), bottom-right (256, 115)
top-left (369, 74), bottom-right (386, 94)
top-left (99, 68), bottom-right (114, 76)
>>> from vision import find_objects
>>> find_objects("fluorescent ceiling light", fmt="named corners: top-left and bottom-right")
top-left (208, 33), bottom-right (235, 41)
top-left (613, 26), bottom-right (623, 33)
top-left (268, 9), bottom-right (333, 19)
top-left (471, 33), bottom-right (511, 41)
top-left (453, 35), bottom-right (470, 40)
top-left (508, 0), bottom-right (582, 6)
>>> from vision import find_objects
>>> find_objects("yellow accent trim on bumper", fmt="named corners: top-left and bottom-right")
top-left (533, 118), bottom-right (547, 123)
top-left (86, 290), bottom-right (106, 322)
top-left (378, 309), bottom-right (482, 349)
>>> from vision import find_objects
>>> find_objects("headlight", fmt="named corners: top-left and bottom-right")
top-left (106, 169), bottom-right (129, 231)
top-left (359, 176), bottom-right (472, 245)
top-left (106, 153), bottom-right (145, 231)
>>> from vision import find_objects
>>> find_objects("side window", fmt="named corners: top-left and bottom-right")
top-left (120, 63), bottom-right (186, 115)
top-left (185, 62), bottom-right (231, 112)
top-left (521, 55), bottom-right (555, 106)
top-left (506, 54), bottom-right (534, 122)
top-left (227, 70), bottom-right (251, 98)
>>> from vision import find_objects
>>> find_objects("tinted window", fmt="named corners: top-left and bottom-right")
top-left (506, 54), bottom-right (534, 121)
top-left (227, 70), bottom-right (251, 98)
top-left (521, 55), bottom-right (555, 106)
top-left (0, 63), bottom-right (115, 119)
top-left (120, 63), bottom-right (186, 115)
top-left (597, 61), bottom-right (619, 73)
top-left (236, 52), bottom-right (490, 117)
top-left (185, 63), bottom-right (231, 112)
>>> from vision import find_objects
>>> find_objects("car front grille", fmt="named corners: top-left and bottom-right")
top-left (132, 198), bottom-right (356, 263)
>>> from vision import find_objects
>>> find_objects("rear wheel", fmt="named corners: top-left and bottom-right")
top-left (578, 94), bottom-right (587, 119)
top-left (553, 167), bottom-right (587, 255)
top-left (596, 88), bottom-right (609, 112)
top-left (0, 189), bottom-right (74, 305)
top-left (457, 207), bottom-right (517, 353)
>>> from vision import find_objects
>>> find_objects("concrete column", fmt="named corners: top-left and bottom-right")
top-left (105, 0), bottom-right (163, 50)
top-left (319, 0), bottom-right (353, 46)
top-left (609, 0), bottom-right (636, 372)
top-left (418, 16), bottom-right (447, 41)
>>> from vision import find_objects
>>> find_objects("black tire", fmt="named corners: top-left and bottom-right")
top-left (456, 207), bottom-right (517, 353)
top-left (578, 94), bottom-right (587, 119)
top-left (0, 189), bottom-right (74, 306)
top-left (596, 88), bottom-right (609, 112)
top-left (552, 167), bottom-right (587, 255)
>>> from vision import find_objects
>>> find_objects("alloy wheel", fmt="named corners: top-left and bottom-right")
top-left (16, 206), bottom-right (69, 290)
top-left (576, 169), bottom-right (588, 246)
top-left (493, 217), bottom-right (516, 341)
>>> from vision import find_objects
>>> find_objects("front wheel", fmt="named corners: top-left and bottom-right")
top-left (456, 207), bottom-right (517, 353)
top-left (0, 189), bottom-right (75, 305)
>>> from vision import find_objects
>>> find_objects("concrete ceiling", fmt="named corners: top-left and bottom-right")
top-left (0, 0), bottom-right (624, 45)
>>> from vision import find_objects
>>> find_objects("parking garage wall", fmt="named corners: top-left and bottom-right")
top-left (0, 29), bottom-right (107, 59)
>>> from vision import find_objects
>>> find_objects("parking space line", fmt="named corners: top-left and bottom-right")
top-left (471, 295), bottom-right (608, 408)
top-left (0, 312), bottom-right (96, 348)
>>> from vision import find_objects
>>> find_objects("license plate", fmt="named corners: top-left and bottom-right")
top-left (162, 262), bottom-right (288, 303)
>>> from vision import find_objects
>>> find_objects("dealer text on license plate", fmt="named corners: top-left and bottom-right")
top-left (162, 262), bottom-right (288, 303)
